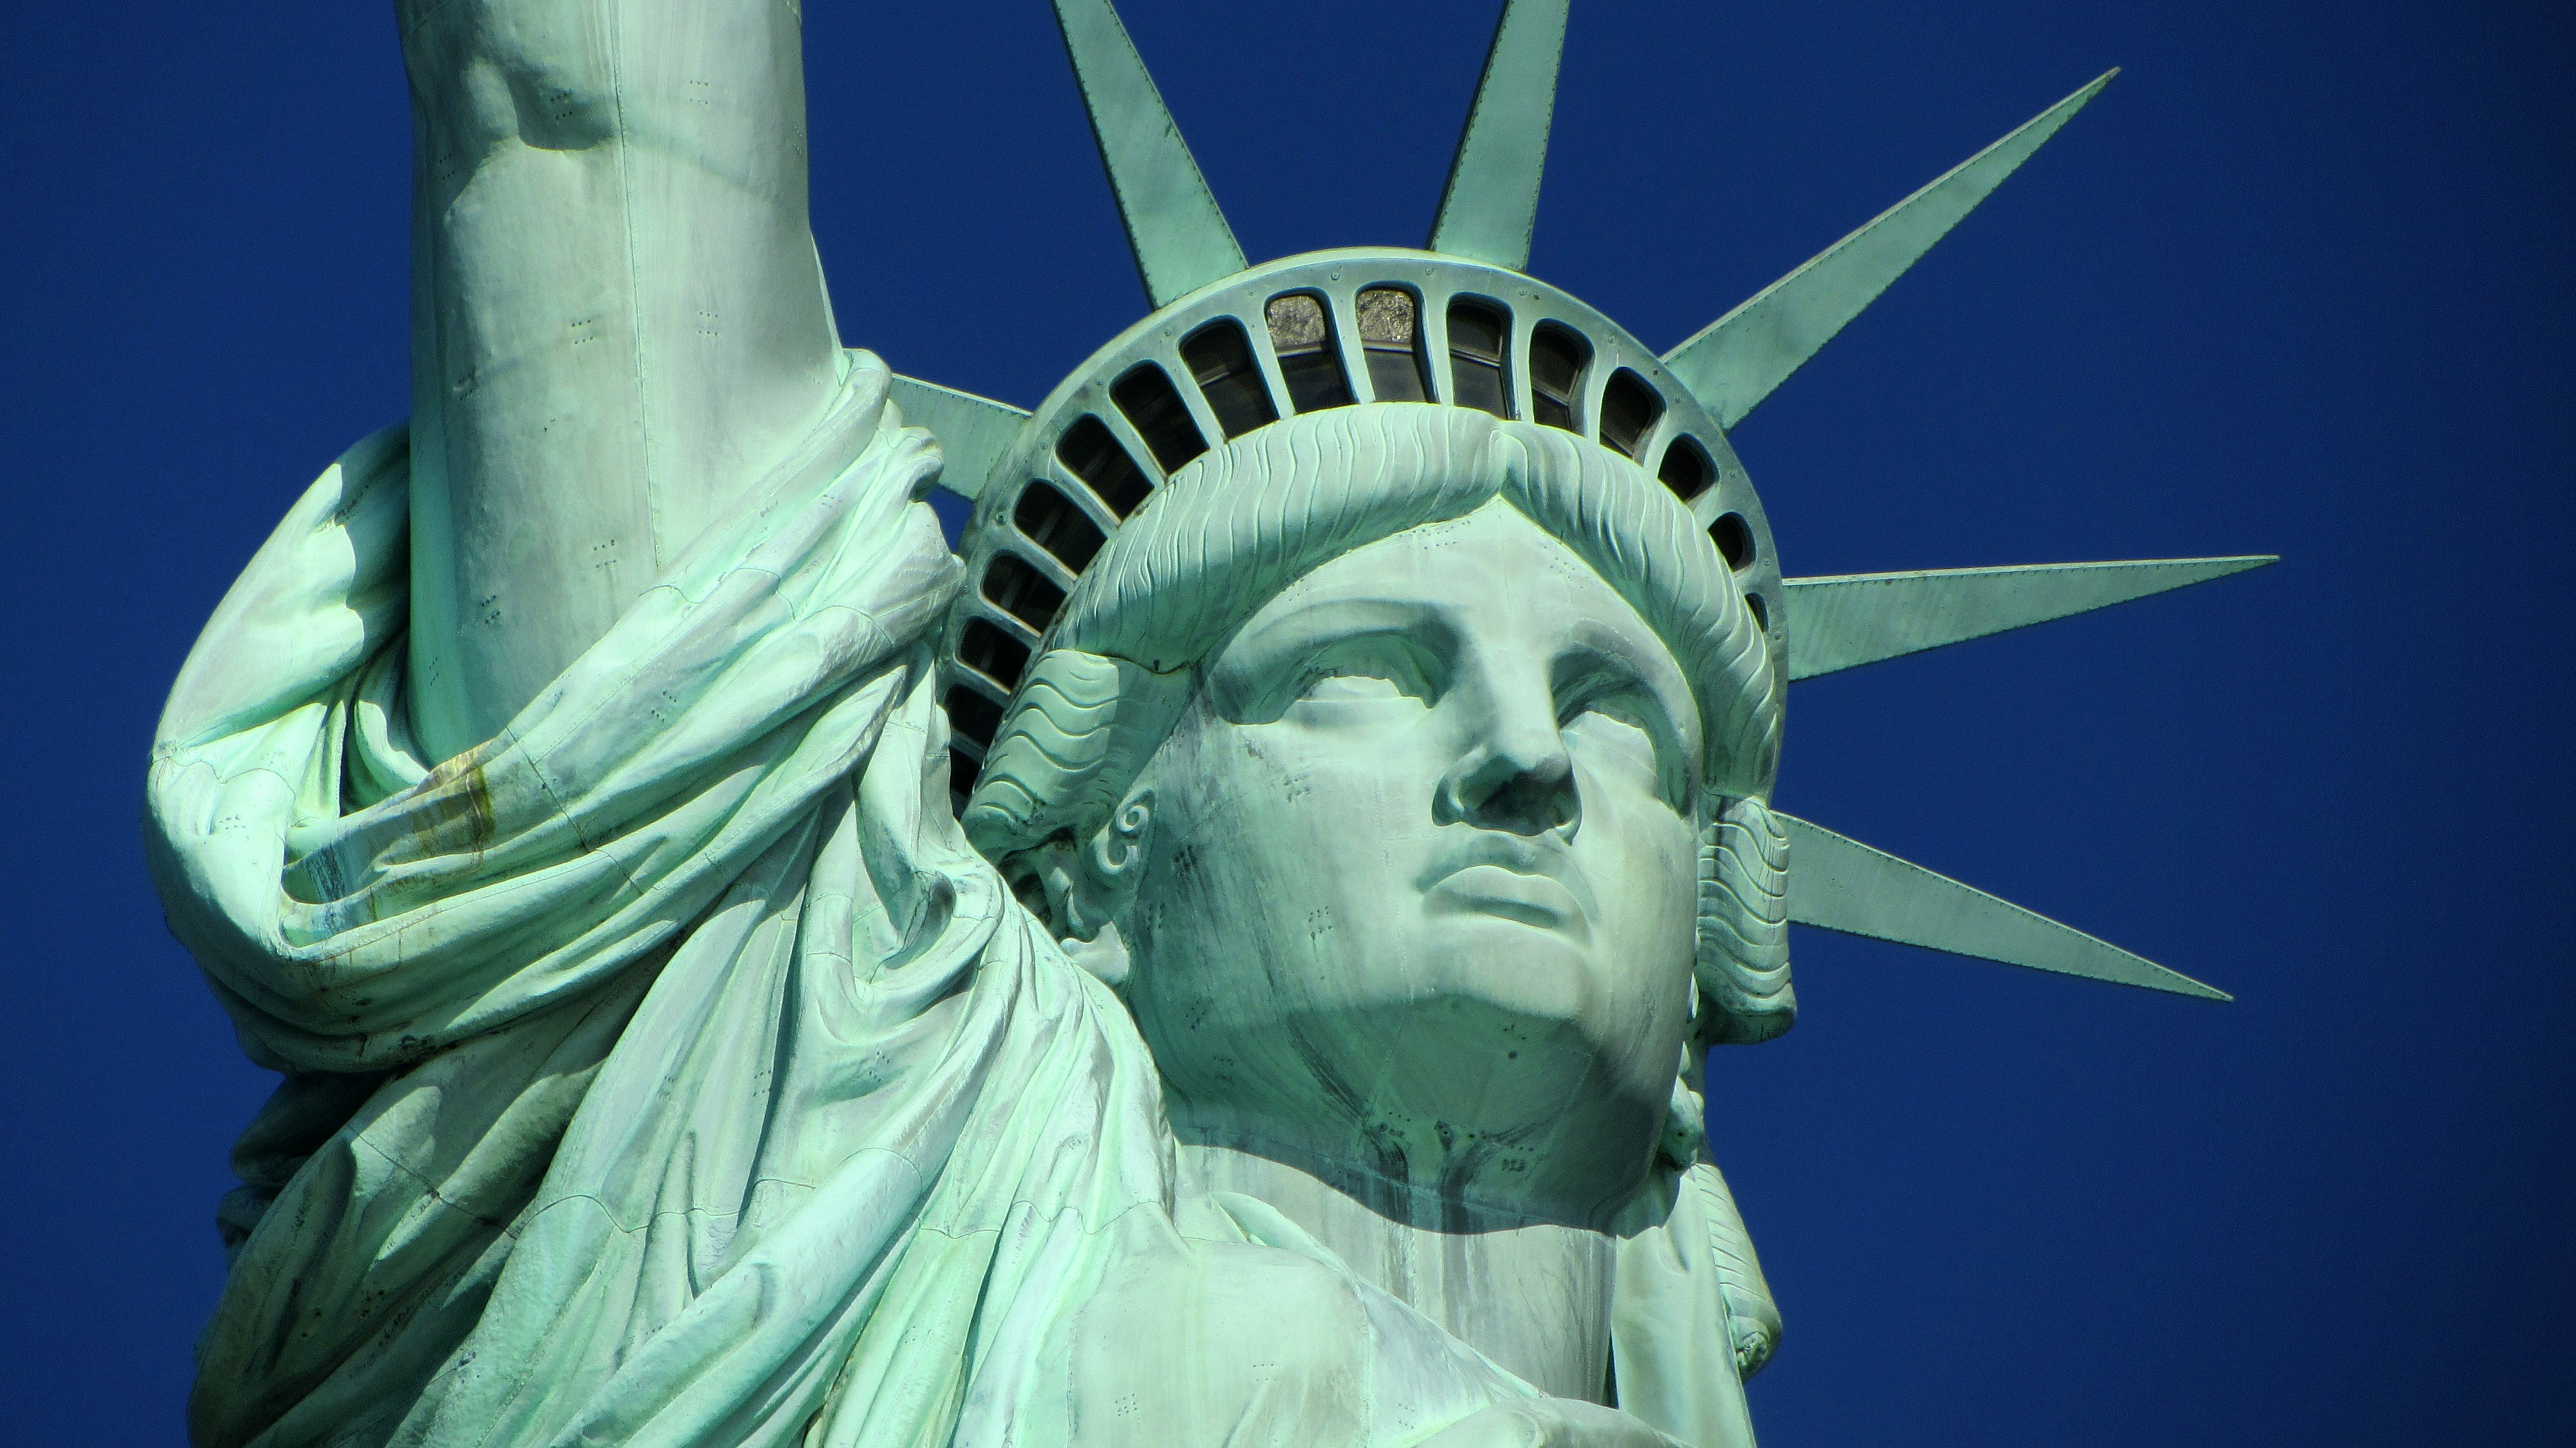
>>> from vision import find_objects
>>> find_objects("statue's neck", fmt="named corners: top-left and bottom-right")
top-left (1171, 1135), bottom-right (1616, 1403)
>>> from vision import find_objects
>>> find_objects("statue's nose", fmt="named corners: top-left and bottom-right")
top-left (1435, 688), bottom-right (1579, 838)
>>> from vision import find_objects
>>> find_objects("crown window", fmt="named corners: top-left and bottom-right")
top-left (943, 687), bottom-right (1005, 751)
top-left (958, 618), bottom-right (1032, 691)
top-left (1056, 415), bottom-right (1151, 518)
top-left (1658, 435), bottom-right (1714, 502)
top-left (1743, 593), bottom-right (1770, 632)
top-left (947, 746), bottom-right (982, 802)
top-left (1265, 294), bottom-right (1354, 413)
top-left (1529, 324), bottom-right (1589, 432)
top-left (1446, 299), bottom-right (1511, 418)
top-left (980, 552), bottom-right (1067, 632)
top-left (1598, 368), bottom-right (1662, 459)
top-left (1111, 362), bottom-right (1209, 474)
top-left (1005, 863), bottom-right (1050, 915)
top-left (1355, 287), bottom-right (1430, 403)
top-left (1182, 318), bottom-right (1281, 440)
top-left (1013, 480), bottom-right (1108, 573)
top-left (1710, 512), bottom-right (1755, 571)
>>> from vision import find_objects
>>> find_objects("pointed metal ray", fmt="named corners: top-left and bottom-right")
top-left (891, 376), bottom-right (1030, 502)
top-left (1785, 555), bottom-right (2274, 681)
top-left (1663, 70), bottom-right (2117, 430)
top-left (1050, 0), bottom-right (1247, 307)
top-left (1778, 814), bottom-right (2229, 1000)
top-left (1428, 0), bottom-right (1571, 270)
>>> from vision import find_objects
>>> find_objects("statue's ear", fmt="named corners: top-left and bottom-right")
top-left (1051, 789), bottom-right (1153, 986)
top-left (1073, 789), bottom-right (1153, 928)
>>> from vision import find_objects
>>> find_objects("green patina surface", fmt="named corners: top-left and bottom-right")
top-left (148, 3), bottom-right (2267, 1445)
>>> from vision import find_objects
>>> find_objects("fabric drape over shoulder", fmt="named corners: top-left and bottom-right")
top-left (149, 354), bottom-right (1762, 1447)
top-left (147, 356), bottom-right (1179, 1447)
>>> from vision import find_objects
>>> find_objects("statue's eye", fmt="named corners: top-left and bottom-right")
top-left (1564, 702), bottom-right (1655, 767)
top-left (1562, 689), bottom-right (1688, 809)
top-left (1289, 638), bottom-right (1436, 709)
top-left (1300, 671), bottom-right (1412, 702)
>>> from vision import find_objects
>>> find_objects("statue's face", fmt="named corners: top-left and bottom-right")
top-left (1119, 499), bottom-right (1703, 1221)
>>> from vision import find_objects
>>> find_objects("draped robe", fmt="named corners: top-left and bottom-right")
top-left (147, 356), bottom-right (1756, 1447)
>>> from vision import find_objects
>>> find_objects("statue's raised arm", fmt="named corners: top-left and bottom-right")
top-left (153, 3), bottom-right (1022, 1439)
top-left (398, 0), bottom-right (847, 757)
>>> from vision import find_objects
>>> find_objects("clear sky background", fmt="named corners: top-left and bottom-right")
top-left (2, 1), bottom-right (2568, 1442)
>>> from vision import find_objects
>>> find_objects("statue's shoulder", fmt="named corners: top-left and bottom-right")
top-left (1045, 1228), bottom-right (1374, 1443)
top-left (1019, 1209), bottom-right (1528, 1446)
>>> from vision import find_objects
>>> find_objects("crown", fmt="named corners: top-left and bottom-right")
top-left (936, 245), bottom-right (1786, 790)
top-left (889, 0), bottom-right (2268, 1004)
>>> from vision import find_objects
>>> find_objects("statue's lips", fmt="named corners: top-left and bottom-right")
top-left (1422, 863), bottom-right (1591, 937)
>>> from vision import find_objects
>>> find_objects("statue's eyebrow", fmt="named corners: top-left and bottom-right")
top-left (1208, 596), bottom-right (1456, 717)
top-left (1224, 596), bottom-right (1451, 660)
top-left (1551, 617), bottom-right (1701, 761)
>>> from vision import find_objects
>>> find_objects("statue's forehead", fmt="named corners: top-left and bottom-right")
top-left (1226, 499), bottom-right (1700, 732)
top-left (1256, 498), bottom-right (1631, 614)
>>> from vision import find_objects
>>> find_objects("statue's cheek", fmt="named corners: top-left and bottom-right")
top-left (1586, 814), bottom-right (1701, 993)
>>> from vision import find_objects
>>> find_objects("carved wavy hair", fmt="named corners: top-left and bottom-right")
top-left (961, 403), bottom-right (1794, 1044)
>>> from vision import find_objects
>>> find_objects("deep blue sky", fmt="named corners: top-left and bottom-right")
top-left (3, 1), bottom-right (2568, 1442)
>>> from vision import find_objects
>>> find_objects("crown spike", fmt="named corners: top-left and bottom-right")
top-left (889, 375), bottom-right (1030, 502)
top-left (1781, 814), bottom-right (2230, 1000)
top-left (1050, 0), bottom-right (1247, 307)
top-left (1427, 0), bottom-right (1571, 271)
top-left (1664, 70), bottom-right (2117, 430)
top-left (1784, 555), bottom-right (2275, 681)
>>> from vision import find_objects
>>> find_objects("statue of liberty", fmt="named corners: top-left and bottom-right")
top-left (144, 2), bottom-right (2263, 1443)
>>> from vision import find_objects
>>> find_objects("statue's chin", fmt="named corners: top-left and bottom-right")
top-left (1151, 987), bottom-right (1673, 1223)
top-left (1122, 864), bottom-right (1689, 1221)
